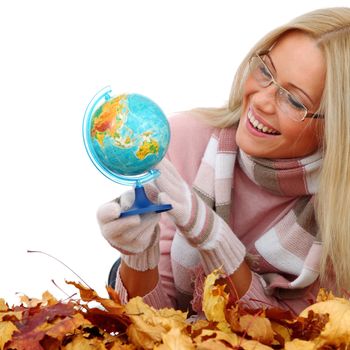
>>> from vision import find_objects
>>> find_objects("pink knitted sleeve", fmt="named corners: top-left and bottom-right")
top-left (239, 273), bottom-right (319, 314)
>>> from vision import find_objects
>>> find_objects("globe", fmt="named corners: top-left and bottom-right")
top-left (83, 86), bottom-right (172, 216)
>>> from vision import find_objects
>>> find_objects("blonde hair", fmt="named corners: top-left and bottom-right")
top-left (196, 7), bottom-right (350, 294)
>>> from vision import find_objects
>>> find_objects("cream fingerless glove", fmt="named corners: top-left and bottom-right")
top-left (97, 191), bottom-right (160, 271)
top-left (155, 158), bottom-right (246, 275)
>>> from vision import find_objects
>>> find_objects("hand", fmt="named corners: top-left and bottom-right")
top-left (154, 158), bottom-right (246, 275)
top-left (97, 190), bottom-right (160, 271)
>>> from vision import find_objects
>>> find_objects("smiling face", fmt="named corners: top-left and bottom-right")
top-left (236, 30), bottom-right (326, 159)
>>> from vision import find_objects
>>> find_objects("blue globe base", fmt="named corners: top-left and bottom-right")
top-left (119, 185), bottom-right (172, 217)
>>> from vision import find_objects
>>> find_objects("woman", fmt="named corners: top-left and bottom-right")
top-left (97, 7), bottom-right (350, 315)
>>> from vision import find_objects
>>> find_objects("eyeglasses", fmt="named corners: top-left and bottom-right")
top-left (249, 53), bottom-right (324, 122)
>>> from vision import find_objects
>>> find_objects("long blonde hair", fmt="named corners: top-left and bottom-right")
top-left (197, 7), bottom-right (350, 294)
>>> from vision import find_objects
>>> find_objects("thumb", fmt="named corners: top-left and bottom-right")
top-left (158, 191), bottom-right (173, 206)
top-left (158, 192), bottom-right (186, 225)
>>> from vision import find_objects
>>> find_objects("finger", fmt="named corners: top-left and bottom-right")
top-left (101, 214), bottom-right (141, 241)
top-left (144, 183), bottom-right (160, 202)
top-left (97, 201), bottom-right (122, 225)
top-left (119, 213), bottom-right (159, 244)
top-left (120, 190), bottom-right (135, 210)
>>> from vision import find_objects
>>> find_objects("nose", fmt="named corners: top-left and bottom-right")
top-left (252, 83), bottom-right (278, 115)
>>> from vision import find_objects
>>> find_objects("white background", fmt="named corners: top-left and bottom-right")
top-left (0, 0), bottom-right (348, 305)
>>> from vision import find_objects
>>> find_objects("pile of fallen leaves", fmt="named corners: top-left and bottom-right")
top-left (1, 270), bottom-right (350, 350)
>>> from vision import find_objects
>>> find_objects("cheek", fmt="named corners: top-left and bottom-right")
top-left (242, 76), bottom-right (256, 105)
top-left (282, 120), bottom-right (323, 155)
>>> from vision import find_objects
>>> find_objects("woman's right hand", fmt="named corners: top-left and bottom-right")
top-left (97, 190), bottom-right (161, 271)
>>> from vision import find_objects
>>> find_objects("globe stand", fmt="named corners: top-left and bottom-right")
top-left (120, 182), bottom-right (172, 217)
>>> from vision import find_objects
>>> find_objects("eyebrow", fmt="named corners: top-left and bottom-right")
top-left (265, 53), bottom-right (315, 106)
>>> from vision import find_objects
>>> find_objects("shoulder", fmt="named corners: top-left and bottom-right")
top-left (166, 111), bottom-right (216, 185)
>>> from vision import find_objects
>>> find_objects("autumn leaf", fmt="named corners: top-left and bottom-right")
top-left (20, 291), bottom-right (57, 308)
top-left (300, 297), bottom-right (350, 347)
top-left (202, 268), bottom-right (231, 332)
top-left (0, 299), bottom-right (8, 312)
top-left (239, 313), bottom-right (274, 344)
top-left (125, 296), bottom-right (187, 350)
top-left (315, 288), bottom-right (334, 302)
top-left (39, 313), bottom-right (88, 341)
top-left (155, 327), bottom-right (195, 350)
top-left (284, 338), bottom-right (317, 350)
top-left (193, 328), bottom-right (241, 349)
top-left (0, 321), bottom-right (18, 350)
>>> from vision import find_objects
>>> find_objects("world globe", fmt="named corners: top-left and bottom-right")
top-left (83, 86), bottom-right (172, 217)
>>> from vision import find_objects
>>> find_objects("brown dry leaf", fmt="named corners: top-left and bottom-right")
top-left (66, 281), bottom-right (100, 302)
top-left (0, 321), bottom-right (18, 349)
top-left (125, 296), bottom-right (187, 350)
top-left (225, 304), bottom-right (242, 333)
top-left (0, 309), bottom-right (23, 322)
top-left (239, 313), bottom-right (274, 344)
top-left (284, 338), bottom-right (317, 350)
top-left (300, 297), bottom-right (350, 347)
top-left (67, 281), bottom-right (125, 316)
top-left (39, 313), bottom-right (88, 341)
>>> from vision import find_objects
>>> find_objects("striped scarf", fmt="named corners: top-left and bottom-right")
top-left (191, 126), bottom-right (323, 299)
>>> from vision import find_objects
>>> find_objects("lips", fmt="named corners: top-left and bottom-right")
top-left (247, 109), bottom-right (280, 135)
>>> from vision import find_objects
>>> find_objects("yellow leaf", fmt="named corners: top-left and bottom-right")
top-left (0, 321), bottom-right (18, 350)
top-left (240, 339), bottom-right (274, 350)
top-left (62, 334), bottom-right (107, 350)
top-left (284, 339), bottom-right (317, 350)
top-left (202, 269), bottom-right (231, 332)
top-left (0, 310), bottom-right (23, 322)
top-left (239, 314), bottom-right (274, 344)
top-left (315, 288), bottom-right (334, 302)
top-left (0, 299), bottom-right (8, 312)
top-left (193, 329), bottom-right (241, 348)
top-left (20, 290), bottom-right (57, 308)
top-left (300, 297), bottom-right (350, 347)
top-left (155, 327), bottom-right (195, 350)
top-left (270, 321), bottom-right (291, 343)
top-left (125, 296), bottom-right (187, 350)
top-left (196, 339), bottom-right (234, 350)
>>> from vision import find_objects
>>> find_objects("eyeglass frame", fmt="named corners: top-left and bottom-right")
top-left (249, 52), bottom-right (324, 122)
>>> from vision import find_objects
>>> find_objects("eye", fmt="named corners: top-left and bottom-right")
top-left (287, 93), bottom-right (305, 111)
top-left (258, 63), bottom-right (272, 79)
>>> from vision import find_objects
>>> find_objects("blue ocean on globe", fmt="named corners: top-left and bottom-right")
top-left (86, 93), bottom-right (170, 179)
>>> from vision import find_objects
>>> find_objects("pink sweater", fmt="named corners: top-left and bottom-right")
top-left (115, 112), bottom-right (320, 315)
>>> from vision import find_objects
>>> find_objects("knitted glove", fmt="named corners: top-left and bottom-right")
top-left (97, 189), bottom-right (160, 271)
top-left (154, 158), bottom-right (246, 275)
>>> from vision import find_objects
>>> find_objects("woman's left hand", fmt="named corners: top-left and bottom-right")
top-left (153, 158), bottom-right (246, 275)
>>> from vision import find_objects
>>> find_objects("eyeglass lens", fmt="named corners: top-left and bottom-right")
top-left (250, 55), bottom-right (308, 121)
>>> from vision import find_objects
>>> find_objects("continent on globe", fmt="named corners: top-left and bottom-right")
top-left (136, 132), bottom-right (159, 160)
top-left (91, 94), bottom-right (134, 149)
top-left (85, 92), bottom-right (170, 177)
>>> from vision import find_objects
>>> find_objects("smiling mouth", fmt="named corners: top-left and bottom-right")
top-left (247, 110), bottom-right (280, 135)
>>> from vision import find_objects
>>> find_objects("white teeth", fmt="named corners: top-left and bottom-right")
top-left (247, 110), bottom-right (278, 135)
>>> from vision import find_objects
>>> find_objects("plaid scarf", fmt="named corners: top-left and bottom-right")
top-left (191, 127), bottom-right (323, 299)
